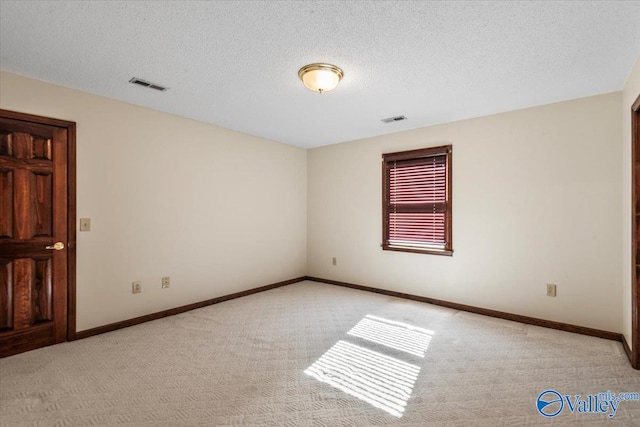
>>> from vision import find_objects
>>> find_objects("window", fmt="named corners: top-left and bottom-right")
top-left (382, 145), bottom-right (452, 256)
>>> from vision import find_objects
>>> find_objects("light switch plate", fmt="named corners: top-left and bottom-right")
top-left (79, 218), bottom-right (91, 231)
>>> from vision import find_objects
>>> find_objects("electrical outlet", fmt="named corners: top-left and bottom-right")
top-left (546, 284), bottom-right (556, 297)
top-left (162, 276), bottom-right (170, 289)
top-left (132, 281), bottom-right (141, 294)
top-left (332, 257), bottom-right (337, 266)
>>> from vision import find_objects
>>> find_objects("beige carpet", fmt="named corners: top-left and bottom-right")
top-left (1, 281), bottom-right (639, 426)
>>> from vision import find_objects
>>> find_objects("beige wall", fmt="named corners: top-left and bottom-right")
top-left (1, 69), bottom-right (629, 336)
top-left (622, 57), bottom-right (640, 348)
top-left (0, 71), bottom-right (308, 332)
top-left (308, 93), bottom-right (622, 332)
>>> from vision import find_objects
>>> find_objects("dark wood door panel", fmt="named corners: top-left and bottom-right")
top-left (0, 170), bottom-right (12, 239)
top-left (1, 257), bottom-right (53, 332)
top-left (32, 258), bottom-right (53, 323)
top-left (0, 110), bottom-right (74, 357)
top-left (29, 171), bottom-right (53, 238)
top-left (0, 260), bottom-right (12, 330)
top-left (10, 170), bottom-right (54, 240)
top-left (633, 95), bottom-right (640, 369)
top-left (0, 322), bottom-right (54, 358)
top-left (0, 157), bottom-right (54, 170)
top-left (0, 241), bottom-right (56, 258)
top-left (12, 258), bottom-right (32, 330)
top-left (0, 118), bottom-right (56, 150)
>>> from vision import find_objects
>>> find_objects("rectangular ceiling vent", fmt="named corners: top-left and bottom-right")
top-left (128, 77), bottom-right (169, 92)
top-left (381, 115), bottom-right (407, 123)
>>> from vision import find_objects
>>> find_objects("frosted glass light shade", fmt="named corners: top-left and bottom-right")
top-left (298, 63), bottom-right (343, 93)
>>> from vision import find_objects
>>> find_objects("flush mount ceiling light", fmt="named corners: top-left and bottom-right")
top-left (298, 63), bottom-right (344, 93)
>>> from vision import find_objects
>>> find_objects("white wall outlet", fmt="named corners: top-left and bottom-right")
top-left (162, 276), bottom-right (170, 289)
top-left (546, 284), bottom-right (557, 297)
top-left (79, 218), bottom-right (91, 231)
top-left (132, 281), bottom-right (141, 294)
top-left (332, 257), bottom-right (337, 266)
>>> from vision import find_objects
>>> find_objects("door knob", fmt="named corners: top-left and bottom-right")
top-left (45, 242), bottom-right (65, 250)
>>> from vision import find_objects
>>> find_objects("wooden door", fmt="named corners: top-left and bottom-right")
top-left (633, 95), bottom-right (640, 369)
top-left (0, 110), bottom-right (75, 357)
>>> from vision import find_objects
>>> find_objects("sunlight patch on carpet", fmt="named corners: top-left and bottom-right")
top-left (304, 340), bottom-right (421, 417)
top-left (347, 314), bottom-right (433, 357)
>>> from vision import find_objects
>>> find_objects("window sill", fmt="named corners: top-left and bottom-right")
top-left (382, 245), bottom-right (453, 256)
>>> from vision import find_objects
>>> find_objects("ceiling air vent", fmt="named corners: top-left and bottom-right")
top-left (381, 115), bottom-right (407, 123)
top-left (128, 77), bottom-right (169, 92)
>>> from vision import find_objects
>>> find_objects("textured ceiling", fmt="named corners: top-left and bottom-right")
top-left (1, 1), bottom-right (639, 148)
